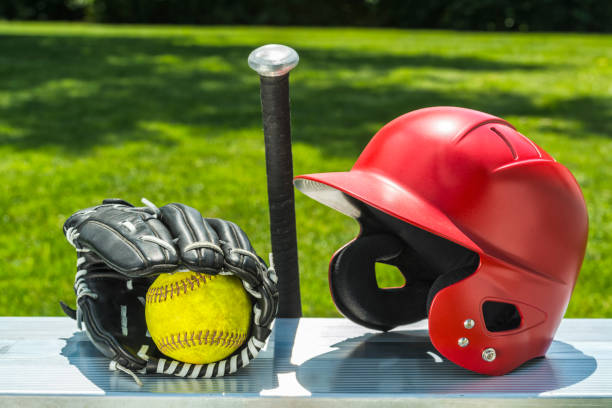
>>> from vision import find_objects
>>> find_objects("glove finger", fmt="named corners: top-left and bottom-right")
top-left (205, 218), bottom-right (263, 277)
top-left (65, 203), bottom-right (179, 277)
top-left (159, 203), bottom-right (224, 273)
top-left (147, 217), bottom-right (175, 246)
top-left (102, 198), bottom-right (134, 207)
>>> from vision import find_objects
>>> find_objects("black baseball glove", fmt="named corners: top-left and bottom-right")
top-left (60, 198), bottom-right (278, 384)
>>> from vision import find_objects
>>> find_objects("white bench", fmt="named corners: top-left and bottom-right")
top-left (0, 317), bottom-right (610, 407)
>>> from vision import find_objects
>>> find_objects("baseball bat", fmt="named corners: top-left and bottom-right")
top-left (248, 44), bottom-right (302, 318)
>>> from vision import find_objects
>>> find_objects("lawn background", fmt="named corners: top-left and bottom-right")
top-left (0, 23), bottom-right (610, 317)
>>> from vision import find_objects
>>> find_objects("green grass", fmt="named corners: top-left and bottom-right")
top-left (0, 22), bottom-right (610, 318)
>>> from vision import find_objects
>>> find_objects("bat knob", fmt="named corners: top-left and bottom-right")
top-left (248, 44), bottom-right (299, 77)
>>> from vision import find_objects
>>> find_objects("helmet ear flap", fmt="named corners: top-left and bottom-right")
top-left (329, 233), bottom-right (431, 332)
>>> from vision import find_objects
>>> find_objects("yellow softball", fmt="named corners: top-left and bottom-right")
top-left (145, 271), bottom-right (252, 364)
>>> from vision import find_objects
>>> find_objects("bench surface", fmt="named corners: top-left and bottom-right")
top-left (0, 317), bottom-right (611, 407)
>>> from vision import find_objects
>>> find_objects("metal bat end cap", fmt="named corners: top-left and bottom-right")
top-left (248, 44), bottom-right (299, 77)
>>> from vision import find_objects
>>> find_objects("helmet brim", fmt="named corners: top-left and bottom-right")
top-left (294, 171), bottom-right (482, 254)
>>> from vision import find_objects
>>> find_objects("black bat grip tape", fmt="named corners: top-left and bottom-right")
top-left (259, 74), bottom-right (302, 318)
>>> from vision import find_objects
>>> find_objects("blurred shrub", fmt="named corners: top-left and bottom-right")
top-left (0, 0), bottom-right (610, 32)
top-left (0, 0), bottom-right (87, 20)
top-left (82, 0), bottom-right (376, 26)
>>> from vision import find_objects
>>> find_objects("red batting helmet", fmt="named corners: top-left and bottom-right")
top-left (294, 106), bottom-right (588, 375)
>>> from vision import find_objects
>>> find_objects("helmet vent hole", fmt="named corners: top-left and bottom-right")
top-left (482, 301), bottom-right (521, 332)
top-left (375, 263), bottom-right (406, 289)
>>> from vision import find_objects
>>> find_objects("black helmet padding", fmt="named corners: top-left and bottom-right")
top-left (330, 233), bottom-right (433, 332)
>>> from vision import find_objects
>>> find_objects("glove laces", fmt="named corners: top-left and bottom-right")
top-left (109, 361), bottom-right (143, 386)
top-left (65, 227), bottom-right (98, 329)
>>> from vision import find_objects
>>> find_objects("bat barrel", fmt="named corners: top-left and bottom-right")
top-left (249, 45), bottom-right (302, 318)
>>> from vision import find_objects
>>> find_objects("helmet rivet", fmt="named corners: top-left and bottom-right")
top-left (458, 337), bottom-right (469, 347)
top-left (464, 319), bottom-right (475, 329)
top-left (482, 348), bottom-right (496, 362)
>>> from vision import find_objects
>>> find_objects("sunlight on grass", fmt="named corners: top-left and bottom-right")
top-left (0, 22), bottom-right (610, 317)
top-left (375, 264), bottom-right (406, 289)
